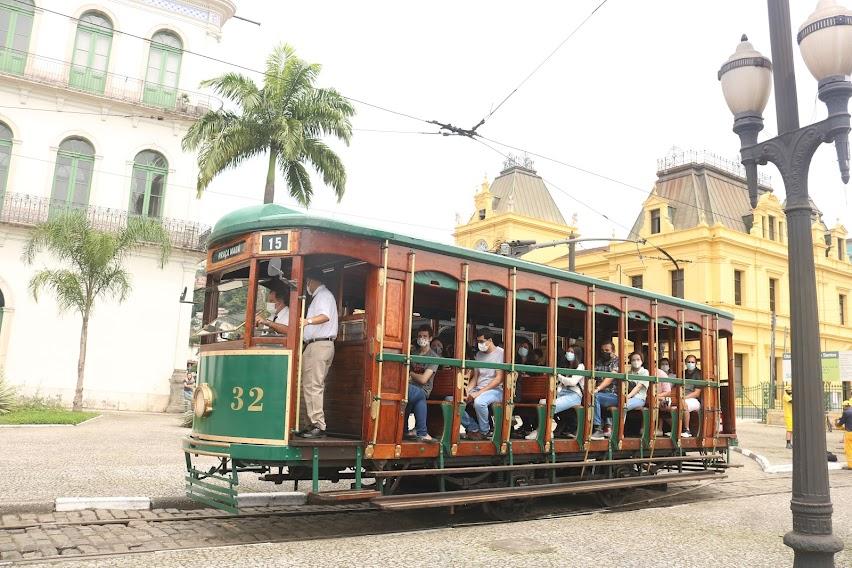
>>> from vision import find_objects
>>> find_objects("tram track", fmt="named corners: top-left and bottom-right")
top-left (3, 473), bottom-right (850, 566)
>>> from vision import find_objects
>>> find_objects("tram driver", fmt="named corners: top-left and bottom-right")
top-left (255, 283), bottom-right (290, 335)
top-left (297, 269), bottom-right (339, 439)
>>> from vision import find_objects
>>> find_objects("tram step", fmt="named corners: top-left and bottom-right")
top-left (307, 489), bottom-right (381, 504)
top-left (372, 471), bottom-right (723, 511)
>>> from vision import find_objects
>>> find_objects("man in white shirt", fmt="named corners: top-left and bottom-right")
top-left (255, 287), bottom-right (289, 335)
top-left (297, 270), bottom-right (339, 439)
top-left (461, 329), bottom-right (505, 441)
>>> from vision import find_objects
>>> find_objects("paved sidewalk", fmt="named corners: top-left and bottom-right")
top-left (734, 419), bottom-right (847, 468)
top-left (0, 412), bottom-right (303, 512)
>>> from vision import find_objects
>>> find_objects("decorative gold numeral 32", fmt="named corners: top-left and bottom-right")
top-left (231, 386), bottom-right (264, 412)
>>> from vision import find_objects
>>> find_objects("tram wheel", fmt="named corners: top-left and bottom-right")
top-left (482, 498), bottom-right (531, 521)
top-left (594, 464), bottom-right (637, 508)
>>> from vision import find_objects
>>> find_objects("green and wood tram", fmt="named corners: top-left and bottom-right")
top-left (185, 203), bottom-right (739, 514)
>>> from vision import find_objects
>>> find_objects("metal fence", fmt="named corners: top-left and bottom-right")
top-left (736, 382), bottom-right (847, 422)
top-left (0, 191), bottom-right (208, 252)
top-left (0, 48), bottom-right (220, 118)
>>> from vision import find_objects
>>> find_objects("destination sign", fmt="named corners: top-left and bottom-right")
top-left (211, 241), bottom-right (246, 263)
top-left (259, 232), bottom-right (290, 253)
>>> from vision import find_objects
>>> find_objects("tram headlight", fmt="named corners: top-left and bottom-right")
top-left (193, 384), bottom-right (213, 418)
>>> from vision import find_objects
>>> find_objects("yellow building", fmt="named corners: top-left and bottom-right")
top-left (565, 152), bottom-right (851, 391)
top-left (455, 152), bottom-right (851, 392)
top-left (453, 158), bottom-right (577, 266)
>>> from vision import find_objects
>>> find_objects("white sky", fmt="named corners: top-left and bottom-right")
top-left (192, 0), bottom-right (852, 247)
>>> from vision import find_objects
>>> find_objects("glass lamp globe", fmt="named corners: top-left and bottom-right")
top-left (798, 0), bottom-right (852, 81)
top-left (718, 35), bottom-right (773, 116)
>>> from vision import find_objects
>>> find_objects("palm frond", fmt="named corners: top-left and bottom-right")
top-left (117, 217), bottom-right (173, 267)
top-left (302, 138), bottom-right (346, 201)
top-left (29, 269), bottom-right (87, 314)
top-left (0, 371), bottom-right (17, 415)
top-left (93, 265), bottom-right (132, 305)
top-left (294, 88), bottom-right (355, 143)
top-left (281, 160), bottom-right (313, 206)
top-left (200, 73), bottom-right (261, 110)
top-left (181, 110), bottom-right (242, 152)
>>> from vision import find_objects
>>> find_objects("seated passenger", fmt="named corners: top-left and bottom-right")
top-left (624, 351), bottom-right (650, 412)
top-left (671, 355), bottom-right (703, 438)
top-left (513, 338), bottom-right (538, 439)
top-left (515, 339), bottom-right (534, 365)
top-left (255, 286), bottom-right (289, 335)
top-left (405, 325), bottom-right (438, 443)
top-left (527, 346), bottom-right (585, 440)
top-left (461, 329), bottom-right (505, 441)
top-left (591, 341), bottom-right (619, 439)
top-left (656, 357), bottom-right (674, 411)
top-left (531, 348), bottom-right (545, 366)
top-left (430, 337), bottom-right (445, 358)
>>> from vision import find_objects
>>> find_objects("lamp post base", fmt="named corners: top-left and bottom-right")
top-left (783, 530), bottom-right (844, 567)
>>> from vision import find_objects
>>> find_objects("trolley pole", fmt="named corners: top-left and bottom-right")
top-left (718, 1), bottom-right (849, 564)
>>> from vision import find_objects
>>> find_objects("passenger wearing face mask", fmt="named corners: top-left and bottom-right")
top-left (671, 355), bottom-right (703, 438)
top-left (461, 329), bottom-right (505, 441)
top-left (405, 325), bottom-right (439, 443)
top-left (527, 346), bottom-right (586, 440)
top-left (624, 352), bottom-right (650, 412)
top-left (255, 287), bottom-right (290, 335)
top-left (296, 270), bottom-right (339, 439)
top-left (655, 357), bottom-right (674, 412)
top-left (430, 338), bottom-right (445, 358)
top-left (512, 338), bottom-right (537, 439)
top-left (590, 341), bottom-right (619, 439)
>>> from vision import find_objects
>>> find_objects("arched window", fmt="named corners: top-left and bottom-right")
top-left (143, 31), bottom-right (182, 108)
top-left (0, 0), bottom-right (34, 74)
top-left (130, 150), bottom-right (167, 218)
top-left (0, 121), bottom-right (11, 196)
top-left (69, 11), bottom-right (113, 94)
top-left (50, 137), bottom-right (95, 212)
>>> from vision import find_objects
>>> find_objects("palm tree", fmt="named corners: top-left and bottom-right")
top-left (23, 212), bottom-right (172, 411)
top-left (182, 43), bottom-right (355, 205)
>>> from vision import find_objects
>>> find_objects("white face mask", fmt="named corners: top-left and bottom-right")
top-left (417, 338), bottom-right (429, 348)
top-left (477, 341), bottom-right (488, 352)
top-left (517, 347), bottom-right (529, 358)
top-left (661, 364), bottom-right (670, 372)
top-left (566, 352), bottom-right (576, 362)
top-left (686, 362), bottom-right (696, 371)
top-left (266, 302), bottom-right (277, 313)
top-left (631, 360), bottom-right (642, 370)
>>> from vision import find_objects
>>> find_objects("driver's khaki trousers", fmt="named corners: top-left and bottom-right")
top-left (301, 341), bottom-right (335, 431)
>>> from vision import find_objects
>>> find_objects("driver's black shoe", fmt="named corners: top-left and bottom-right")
top-left (298, 425), bottom-right (326, 439)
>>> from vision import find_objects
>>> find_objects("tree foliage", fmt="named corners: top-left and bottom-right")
top-left (182, 43), bottom-right (355, 205)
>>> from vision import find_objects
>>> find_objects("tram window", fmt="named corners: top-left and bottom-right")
top-left (515, 291), bottom-right (547, 365)
top-left (467, 283), bottom-right (505, 357)
top-left (200, 265), bottom-right (250, 343)
top-left (253, 258), bottom-right (294, 338)
top-left (411, 271), bottom-right (458, 357)
top-left (593, 307), bottom-right (621, 366)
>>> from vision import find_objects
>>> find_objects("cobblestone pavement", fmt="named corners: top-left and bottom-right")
top-left (735, 419), bottom-right (847, 466)
top-left (0, 412), bottom-right (342, 511)
top-left (3, 472), bottom-right (850, 568)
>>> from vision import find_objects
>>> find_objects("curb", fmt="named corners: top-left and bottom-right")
top-left (731, 446), bottom-right (847, 474)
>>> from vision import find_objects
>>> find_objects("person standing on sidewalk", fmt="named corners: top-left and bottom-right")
top-left (782, 383), bottom-right (793, 449)
top-left (297, 270), bottom-right (338, 439)
top-left (836, 399), bottom-right (852, 470)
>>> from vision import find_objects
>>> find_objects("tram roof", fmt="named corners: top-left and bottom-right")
top-left (209, 203), bottom-right (734, 321)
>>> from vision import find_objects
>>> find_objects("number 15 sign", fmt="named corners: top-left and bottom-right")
top-left (257, 231), bottom-right (291, 254)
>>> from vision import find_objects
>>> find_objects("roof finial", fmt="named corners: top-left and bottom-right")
top-left (741, 33), bottom-right (748, 42)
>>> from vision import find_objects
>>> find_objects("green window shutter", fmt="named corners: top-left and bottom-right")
top-left (129, 151), bottom-right (168, 218)
top-left (413, 271), bottom-right (458, 290)
top-left (558, 297), bottom-right (587, 311)
top-left (468, 280), bottom-right (507, 298)
top-left (0, 0), bottom-right (34, 75)
top-left (69, 12), bottom-right (113, 94)
top-left (50, 138), bottom-right (95, 215)
top-left (143, 32), bottom-right (182, 109)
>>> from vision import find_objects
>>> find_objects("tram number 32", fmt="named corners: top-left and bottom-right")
top-left (231, 387), bottom-right (264, 412)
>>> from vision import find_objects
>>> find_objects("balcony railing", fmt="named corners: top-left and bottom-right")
top-left (657, 148), bottom-right (773, 188)
top-left (0, 48), bottom-right (220, 119)
top-left (0, 192), bottom-right (209, 252)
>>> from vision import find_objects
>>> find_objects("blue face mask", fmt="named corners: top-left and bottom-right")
top-left (566, 352), bottom-right (576, 362)
top-left (518, 347), bottom-right (529, 358)
top-left (686, 362), bottom-right (696, 371)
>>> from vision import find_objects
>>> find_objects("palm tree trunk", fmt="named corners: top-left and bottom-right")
top-left (264, 147), bottom-right (277, 204)
top-left (73, 314), bottom-right (89, 411)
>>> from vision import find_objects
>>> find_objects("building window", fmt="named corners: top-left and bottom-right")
top-left (0, 121), bottom-right (11, 197)
top-left (839, 238), bottom-right (845, 261)
top-left (143, 31), bottom-right (182, 109)
top-left (841, 294), bottom-right (847, 326)
top-left (650, 208), bottom-right (661, 234)
top-left (69, 11), bottom-right (113, 94)
top-left (0, 0), bottom-right (33, 74)
top-left (50, 137), bottom-right (95, 213)
top-left (734, 353), bottom-right (744, 396)
top-left (631, 275), bottom-right (643, 289)
top-left (768, 215), bottom-right (776, 240)
top-left (762, 216), bottom-right (767, 238)
top-left (670, 269), bottom-right (684, 299)
top-left (478, 209), bottom-right (485, 220)
top-left (779, 221), bottom-right (785, 242)
top-left (129, 150), bottom-right (167, 218)
top-left (769, 278), bottom-right (778, 313)
top-left (734, 270), bottom-right (743, 306)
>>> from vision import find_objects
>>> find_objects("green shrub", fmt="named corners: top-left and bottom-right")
top-left (15, 391), bottom-right (65, 411)
top-left (0, 372), bottom-right (17, 415)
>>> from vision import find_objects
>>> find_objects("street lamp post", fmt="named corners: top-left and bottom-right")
top-left (718, 1), bottom-right (851, 565)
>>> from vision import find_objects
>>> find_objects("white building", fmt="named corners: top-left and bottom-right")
top-left (0, 0), bottom-right (236, 411)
